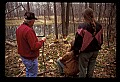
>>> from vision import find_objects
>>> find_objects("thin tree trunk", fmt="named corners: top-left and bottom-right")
top-left (42, 9), bottom-right (46, 77)
top-left (109, 3), bottom-right (116, 43)
top-left (107, 4), bottom-right (112, 48)
top-left (71, 3), bottom-right (75, 35)
top-left (65, 2), bottom-right (70, 36)
top-left (47, 2), bottom-right (51, 20)
top-left (61, 2), bottom-right (66, 38)
top-left (98, 3), bottom-right (102, 23)
top-left (54, 2), bottom-right (58, 39)
top-left (15, 2), bottom-right (19, 19)
top-left (44, 10), bottom-right (46, 36)
top-left (103, 3), bottom-right (107, 41)
top-left (48, 25), bottom-right (51, 35)
top-left (27, 2), bottom-right (30, 12)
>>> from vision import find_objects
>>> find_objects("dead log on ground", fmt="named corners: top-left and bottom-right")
top-left (37, 69), bottom-right (57, 76)
top-left (16, 67), bottom-right (26, 77)
top-left (5, 41), bottom-right (17, 47)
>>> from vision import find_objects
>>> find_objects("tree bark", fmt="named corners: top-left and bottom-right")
top-left (65, 2), bottom-right (70, 36)
top-left (70, 3), bottom-right (75, 35)
top-left (61, 2), bottom-right (66, 38)
top-left (54, 2), bottom-right (58, 39)
top-left (27, 2), bottom-right (30, 12)
top-left (98, 3), bottom-right (102, 23)
top-left (5, 41), bottom-right (17, 47)
top-left (47, 2), bottom-right (51, 20)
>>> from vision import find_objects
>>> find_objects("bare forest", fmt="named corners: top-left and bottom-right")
top-left (5, 2), bottom-right (116, 77)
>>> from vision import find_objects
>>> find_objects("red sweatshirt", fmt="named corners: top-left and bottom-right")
top-left (16, 24), bottom-right (44, 60)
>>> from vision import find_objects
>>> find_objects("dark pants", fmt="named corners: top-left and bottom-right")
top-left (78, 51), bottom-right (99, 78)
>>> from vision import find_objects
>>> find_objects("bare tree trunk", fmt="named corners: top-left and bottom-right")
top-left (102, 3), bottom-right (107, 41)
top-left (65, 2), bottom-right (70, 36)
top-left (44, 10), bottom-right (46, 36)
top-left (10, 2), bottom-right (13, 19)
top-left (6, 2), bottom-right (11, 19)
top-left (48, 25), bottom-right (51, 35)
top-left (15, 2), bottom-right (19, 19)
top-left (61, 2), bottom-right (66, 38)
top-left (27, 2), bottom-right (30, 12)
top-left (109, 3), bottom-right (116, 44)
top-left (38, 3), bottom-right (41, 17)
top-left (42, 9), bottom-right (46, 76)
top-left (102, 3), bottom-right (106, 24)
top-left (107, 4), bottom-right (113, 48)
top-left (70, 3), bottom-right (75, 35)
top-left (107, 24), bottom-right (110, 48)
top-left (98, 3), bottom-right (102, 23)
top-left (54, 2), bottom-right (58, 39)
top-left (47, 2), bottom-right (51, 20)
top-left (79, 3), bottom-right (82, 22)
top-left (11, 2), bottom-right (15, 19)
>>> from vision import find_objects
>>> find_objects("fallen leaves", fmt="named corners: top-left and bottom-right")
top-left (5, 33), bottom-right (116, 78)
top-left (94, 41), bottom-right (116, 78)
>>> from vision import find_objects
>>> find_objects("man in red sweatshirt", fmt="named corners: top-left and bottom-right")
top-left (16, 12), bottom-right (46, 77)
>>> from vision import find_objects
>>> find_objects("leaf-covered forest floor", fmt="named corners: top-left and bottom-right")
top-left (5, 33), bottom-right (116, 78)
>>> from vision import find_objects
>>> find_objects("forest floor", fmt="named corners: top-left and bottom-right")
top-left (5, 33), bottom-right (116, 78)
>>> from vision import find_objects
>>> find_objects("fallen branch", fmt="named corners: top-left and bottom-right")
top-left (5, 41), bottom-right (17, 47)
top-left (16, 67), bottom-right (26, 77)
top-left (37, 69), bottom-right (57, 76)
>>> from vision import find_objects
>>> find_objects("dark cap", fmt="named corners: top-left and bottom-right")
top-left (24, 12), bottom-right (37, 20)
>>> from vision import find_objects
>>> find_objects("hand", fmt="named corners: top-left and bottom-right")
top-left (59, 57), bottom-right (62, 60)
top-left (42, 37), bottom-right (46, 42)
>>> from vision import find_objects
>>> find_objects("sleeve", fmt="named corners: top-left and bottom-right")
top-left (26, 29), bottom-right (44, 51)
top-left (73, 32), bottom-right (83, 55)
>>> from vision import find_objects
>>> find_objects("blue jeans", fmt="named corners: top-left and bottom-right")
top-left (20, 56), bottom-right (38, 77)
top-left (56, 58), bottom-right (64, 74)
